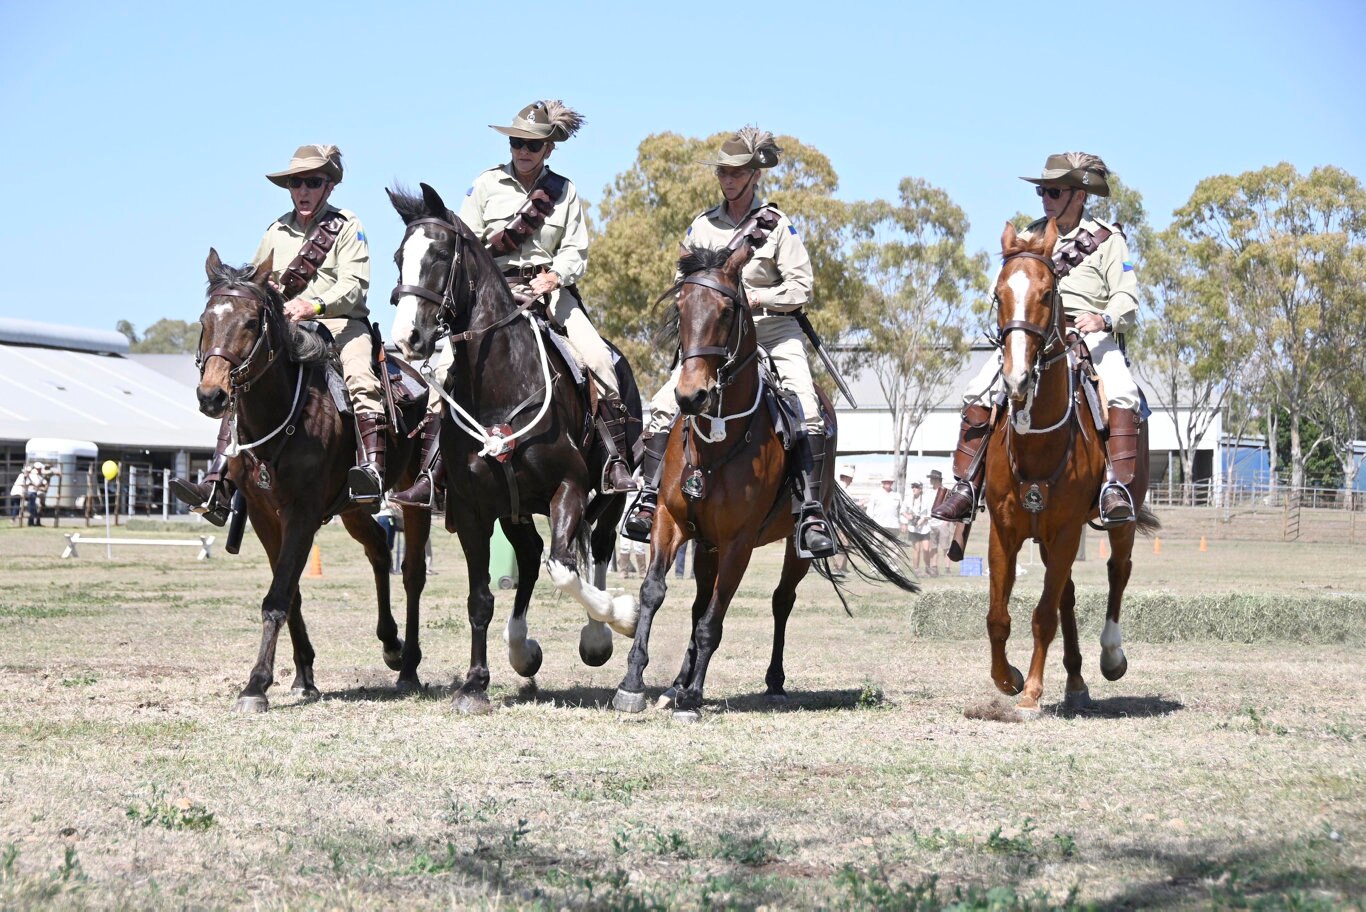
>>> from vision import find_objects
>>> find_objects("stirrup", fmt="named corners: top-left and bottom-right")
top-left (1097, 482), bottom-right (1136, 528)
top-left (795, 505), bottom-right (837, 560)
top-left (169, 478), bottom-right (230, 526)
top-left (348, 465), bottom-right (383, 503)
top-left (622, 493), bottom-right (656, 543)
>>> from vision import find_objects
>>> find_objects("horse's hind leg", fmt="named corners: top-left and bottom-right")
top-left (765, 540), bottom-right (811, 704)
top-left (395, 505), bottom-right (431, 692)
top-left (1101, 522), bottom-right (1137, 681)
top-left (1018, 528), bottom-right (1082, 714)
top-left (613, 511), bottom-right (687, 713)
top-left (450, 511), bottom-right (496, 715)
top-left (285, 587), bottom-right (319, 699)
top-left (236, 516), bottom-right (311, 713)
top-left (1057, 573), bottom-right (1092, 711)
top-left (500, 519), bottom-right (546, 677)
top-left (340, 510), bottom-right (406, 680)
top-left (582, 497), bottom-right (624, 665)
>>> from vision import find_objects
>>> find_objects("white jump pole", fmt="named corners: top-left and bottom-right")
top-left (127, 466), bottom-right (135, 519)
top-left (162, 468), bottom-right (170, 521)
top-left (103, 477), bottom-right (112, 559)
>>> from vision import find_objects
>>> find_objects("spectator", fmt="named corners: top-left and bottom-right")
top-left (9, 467), bottom-right (25, 525)
top-left (863, 474), bottom-right (902, 541)
top-left (902, 480), bottom-right (929, 573)
top-left (925, 470), bottom-right (953, 576)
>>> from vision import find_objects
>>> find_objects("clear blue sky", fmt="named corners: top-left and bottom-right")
top-left (2, 0), bottom-right (1362, 334)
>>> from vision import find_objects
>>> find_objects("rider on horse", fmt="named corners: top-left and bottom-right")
top-left (932, 152), bottom-right (1142, 530)
top-left (623, 127), bottom-right (837, 559)
top-left (171, 144), bottom-right (386, 523)
top-left (391, 100), bottom-right (636, 511)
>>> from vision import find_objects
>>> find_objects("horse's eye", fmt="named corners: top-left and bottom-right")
top-left (245, 319), bottom-right (259, 332)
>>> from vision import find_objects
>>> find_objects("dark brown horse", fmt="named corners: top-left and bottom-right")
top-left (386, 185), bottom-right (640, 715)
top-left (983, 222), bottom-right (1158, 716)
top-left (196, 250), bottom-right (431, 712)
top-left (613, 245), bottom-right (918, 721)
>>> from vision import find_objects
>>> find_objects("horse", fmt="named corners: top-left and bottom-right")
top-left (982, 221), bottom-right (1159, 716)
top-left (386, 184), bottom-right (641, 715)
top-left (195, 250), bottom-right (432, 712)
top-left (612, 244), bottom-right (920, 721)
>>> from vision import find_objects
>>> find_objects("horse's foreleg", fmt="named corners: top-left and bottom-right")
top-left (500, 519), bottom-right (546, 676)
top-left (613, 510), bottom-right (686, 713)
top-left (673, 545), bottom-right (753, 720)
top-left (1057, 574), bottom-right (1091, 711)
top-left (450, 513), bottom-right (495, 715)
top-left (662, 545), bottom-right (718, 710)
top-left (395, 505), bottom-right (431, 692)
top-left (585, 500), bottom-right (625, 666)
top-left (284, 587), bottom-right (318, 698)
top-left (1101, 523), bottom-right (1137, 681)
top-left (765, 540), bottom-right (810, 704)
top-left (986, 527), bottom-right (1024, 696)
top-left (340, 510), bottom-right (406, 679)
top-left (545, 482), bottom-right (638, 637)
top-left (237, 518), bottom-right (311, 713)
top-left (1018, 529), bottom-right (1082, 713)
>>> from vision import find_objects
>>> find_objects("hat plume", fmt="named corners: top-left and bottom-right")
top-left (736, 126), bottom-right (779, 164)
top-left (540, 100), bottom-right (584, 140)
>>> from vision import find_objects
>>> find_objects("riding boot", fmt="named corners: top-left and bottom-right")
top-left (1099, 406), bottom-right (1140, 527)
top-left (168, 414), bottom-right (235, 526)
top-left (622, 432), bottom-right (671, 543)
top-left (794, 432), bottom-right (838, 559)
top-left (349, 412), bottom-right (387, 503)
top-left (597, 394), bottom-right (637, 494)
top-left (388, 419), bottom-right (445, 513)
top-left (931, 404), bottom-right (993, 523)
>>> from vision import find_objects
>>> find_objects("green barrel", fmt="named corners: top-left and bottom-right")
top-left (489, 522), bottom-right (518, 590)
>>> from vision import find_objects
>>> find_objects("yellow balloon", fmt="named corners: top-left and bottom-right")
top-left (101, 460), bottom-right (119, 481)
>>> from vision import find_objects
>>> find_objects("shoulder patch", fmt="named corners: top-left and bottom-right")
top-left (686, 226), bottom-right (693, 236)
top-left (465, 186), bottom-right (473, 197)
top-left (356, 230), bottom-right (366, 243)
top-left (788, 225), bottom-right (797, 235)
top-left (1122, 261), bottom-right (1134, 272)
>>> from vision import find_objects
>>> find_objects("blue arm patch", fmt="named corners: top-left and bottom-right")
top-left (1122, 260), bottom-right (1134, 271)
top-left (356, 231), bottom-right (366, 243)
top-left (465, 187), bottom-right (473, 197)
top-left (788, 225), bottom-right (797, 235)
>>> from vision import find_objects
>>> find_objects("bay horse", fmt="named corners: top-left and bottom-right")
top-left (386, 184), bottom-right (640, 715)
top-left (983, 221), bottom-right (1158, 716)
top-left (196, 250), bottom-right (431, 712)
top-left (612, 245), bottom-right (919, 721)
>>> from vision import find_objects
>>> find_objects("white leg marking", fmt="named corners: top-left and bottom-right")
top-left (504, 613), bottom-right (540, 677)
top-left (546, 559), bottom-right (639, 637)
top-left (1100, 618), bottom-right (1125, 669)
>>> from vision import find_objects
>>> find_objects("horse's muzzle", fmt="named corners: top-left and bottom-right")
top-left (675, 385), bottom-right (709, 416)
top-left (197, 385), bottom-right (229, 418)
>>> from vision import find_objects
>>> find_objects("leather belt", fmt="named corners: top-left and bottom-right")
top-left (752, 305), bottom-right (793, 318)
top-left (503, 265), bottom-right (548, 282)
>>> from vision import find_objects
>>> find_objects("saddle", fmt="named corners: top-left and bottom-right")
top-left (294, 320), bottom-right (430, 433)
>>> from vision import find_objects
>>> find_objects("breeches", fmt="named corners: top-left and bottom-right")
top-left (962, 332), bottom-right (1140, 411)
top-left (647, 313), bottom-right (822, 435)
top-left (323, 317), bottom-right (383, 415)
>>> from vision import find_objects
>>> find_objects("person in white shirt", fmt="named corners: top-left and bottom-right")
top-left (863, 475), bottom-right (903, 539)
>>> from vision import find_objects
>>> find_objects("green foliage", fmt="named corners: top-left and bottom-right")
top-left (857, 680), bottom-right (888, 709)
top-left (58, 673), bottom-right (97, 687)
top-left (983, 819), bottom-right (1037, 856)
top-left (835, 867), bottom-right (1085, 911)
top-left (714, 829), bottom-right (782, 866)
top-left (115, 318), bottom-right (201, 353)
top-left (126, 790), bottom-right (216, 831)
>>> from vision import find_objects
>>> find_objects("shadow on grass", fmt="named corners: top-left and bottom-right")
top-left (1054, 694), bottom-right (1184, 719)
top-left (717, 688), bottom-right (866, 714)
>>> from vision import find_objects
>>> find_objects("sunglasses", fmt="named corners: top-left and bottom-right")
top-left (509, 138), bottom-right (546, 153)
top-left (288, 176), bottom-right (328, 190)
top-left (1035, 186), bottom-right (1073, 200)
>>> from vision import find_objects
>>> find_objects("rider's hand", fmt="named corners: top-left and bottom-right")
top-left (284, 299), bottom-right (318, 322)
top-left (529, 270), bottom-right (561, 296)
top-left (1074, 312), bottom-right (1106, 334)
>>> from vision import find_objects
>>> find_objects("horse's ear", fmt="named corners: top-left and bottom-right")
top-left (1039, 218), bottom-right (1059, 258)
top-left (1000, 222), bottom-right (1018, 254)
top-left (722, 243), bottom-right (754, 281)
top-left (251, 252), bottom-right (274, 287)
top-left (206, 247), bottom-right (223, 280)
top-left (420, 182), bottom-right (448, 218)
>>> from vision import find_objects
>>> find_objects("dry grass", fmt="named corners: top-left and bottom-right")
top-left (0, 520), bottom-right (1362, 910)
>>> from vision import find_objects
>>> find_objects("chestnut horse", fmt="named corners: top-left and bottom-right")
top-left (196, 251), bottom-right (431, 712)
top-left (612, 245), bottom-right (918, 721)
top-left (983, 222), bottom-right (1158, 716)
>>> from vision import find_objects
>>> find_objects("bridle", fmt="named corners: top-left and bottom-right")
top-left (196, 283), bottom-right (280, 393)
top-left (994, 250), bottom-right (1075, 436)
top-left (390, 216), bottom-right (467, 338)
top-left (673, 271), bottom-right (763, 443)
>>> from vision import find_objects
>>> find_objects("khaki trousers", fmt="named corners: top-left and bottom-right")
top-left (648, 312), bottom-right (821, 434)
top-left (321, 316), bottom-right (383, 415)
top-left (962, 331), bottom-right (1140, 411)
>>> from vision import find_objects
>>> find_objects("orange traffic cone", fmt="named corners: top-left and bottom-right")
top-left (1098, 539), bottom-right (1107, 559)
top-left (1199, 536), bottom-right (1208, 552)
top-left (307, 544), bottom-right (323, 577)
top-left (1153, 536), bottom-right (1162, 555)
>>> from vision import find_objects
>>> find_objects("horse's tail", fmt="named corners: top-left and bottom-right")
top-left (1135, 505), bottom-right (1161, 536)
top-left (820, 485), bottom-right (920, 595)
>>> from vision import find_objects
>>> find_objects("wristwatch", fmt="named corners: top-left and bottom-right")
top-left (1101, 313), bottom-right (1113, 333)
top-left (313, 298), bottom-right (325, 316)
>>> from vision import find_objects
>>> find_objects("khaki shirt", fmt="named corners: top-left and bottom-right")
top-left (683, 199), bottom-right (813, 312)
top-left (253, 203), bottom-right (370, 321)
top-left (458, 165), bottom-right (588, 285)
top-left (1022, 216), bottom-right (1139, 334)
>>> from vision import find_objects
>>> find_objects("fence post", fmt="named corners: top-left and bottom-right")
top-left (162, 468), bottom-right (170, 521)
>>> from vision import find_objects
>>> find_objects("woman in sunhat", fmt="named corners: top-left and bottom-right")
top-left (391, 100), bottom-right (635, 510)
top-left (622, 127), bottom-right (836, 559)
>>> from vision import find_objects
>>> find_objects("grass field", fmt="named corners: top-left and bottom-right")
top-left (0, 512), bottom-right (1362, 910)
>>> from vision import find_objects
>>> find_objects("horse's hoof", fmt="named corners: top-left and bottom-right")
top-left (289, 686), bottom-right (321, 701)
top-left (1015, 704), bottom-right (1043, 721)
top-left (383, 641), bottom-right (405, 672)
top-left (509, 639), bottom-right (543, 678)
top-left (232, 695), bottom-right (269, 714)
top-left (995, 666), bottom-right (1025, 696)
top-left (395, 678), bottom-right (423, 696)
top-left (1063, 688), bottom-right (1093, 712)
top-left (612, 689), bottom-right (648, 714)
top-left (655, 687), bottom-right (677, 711)
top-left (452, 690), bottom-right (493, 716)
top-left (579, 622), bottom-right (614, 667)
top-left (607, 594), bottom-right (639, 637)
top-left (1101, 652), bottom-right (1128, 682)
top-left (671, 709), bottom-right (701, 724)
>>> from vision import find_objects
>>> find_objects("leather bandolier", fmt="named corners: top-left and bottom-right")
top-left (277, 212), bottom-right (348, 301)
top-left (486, 171), bottom-right (569, 256)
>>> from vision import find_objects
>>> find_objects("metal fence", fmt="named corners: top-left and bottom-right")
top-left (1145, 481), bottom-right (1362, 544)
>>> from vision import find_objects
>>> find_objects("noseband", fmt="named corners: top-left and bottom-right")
top-left (996, 251), bottom-right (1064, 358)
top-left (196, 284), bottom-right (279, 393)
top-left (677, 272), bottom-right (756, 392)
top-left (390, 217), bottom-right (465, 328)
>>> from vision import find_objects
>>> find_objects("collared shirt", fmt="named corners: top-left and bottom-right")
top-left (683, 198), bottom-right (813, 312)
top-left (458, 164), bottom-right (589, 285)
top-left (1021, 216), bottom-right (1139, 333)
top-left (253, 203), bottom-right (370, 320)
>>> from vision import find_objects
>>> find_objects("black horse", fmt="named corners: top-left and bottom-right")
top-left (195, 250), bottom-right (431, 712)
top-left (387, 184), bottom-right (641, 714)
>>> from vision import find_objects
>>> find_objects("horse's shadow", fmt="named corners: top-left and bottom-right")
top-left (1056, 694), bottom-right (1184, 719)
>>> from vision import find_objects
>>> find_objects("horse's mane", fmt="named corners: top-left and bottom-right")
top-left (205, 259), bottom-right (331, 367)
top-left (387, 185), bottom-right (430, 225)
top-left (677, 245), bottom-right (733, 277)
top-left (1001, 226), bottom-right (1052, 262)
